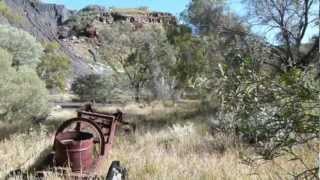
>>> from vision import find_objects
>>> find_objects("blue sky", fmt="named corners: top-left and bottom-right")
top-left (45, 0), bottom-right (317, 43)
top-left (45, 0), bottom-right (190, 16)
top-left (45, 0), bottom-right (244, 17)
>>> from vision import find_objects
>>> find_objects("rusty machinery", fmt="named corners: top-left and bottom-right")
top-left (34, 104), bottom-right (134, 179)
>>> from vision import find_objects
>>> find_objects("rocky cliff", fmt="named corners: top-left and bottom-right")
top-left (3, 0), bottom-right (72, 40)
top-left (0, 0), bottom-right (177, 77)
top-left (0, 0), bottom-right (94, 76)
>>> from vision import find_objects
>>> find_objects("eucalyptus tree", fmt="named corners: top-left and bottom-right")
top-left (182, 2), bottom-right (320, 173)
top-left (99, 23), bottom-right (177, 101)
top-left (244, 0), bottom-right (319, 70)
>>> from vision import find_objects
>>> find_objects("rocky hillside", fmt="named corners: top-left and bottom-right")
top-left (1, 0), bottom-right (72, 40)
top-left (0, 0), bottom-right (177, 76)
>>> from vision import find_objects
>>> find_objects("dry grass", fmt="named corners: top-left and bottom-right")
top-left (48, 94), bottom-right (78, 102)
top-left (0, 126), bottom-right (52, 179)
top-left (0, 102), bottom-right (318, 179)
top-left (104, 123), bottom-right (318, 180)
top-left (106, 123), bottom-right (246, 180)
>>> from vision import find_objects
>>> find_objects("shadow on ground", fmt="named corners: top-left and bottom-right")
top-left (5, 147), bottom-right (54, 180)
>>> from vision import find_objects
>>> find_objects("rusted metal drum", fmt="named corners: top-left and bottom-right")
top-left (54, 131), bottom-right (94, 172)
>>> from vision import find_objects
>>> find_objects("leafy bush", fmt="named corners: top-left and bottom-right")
top-left (63, 6), bottom-right (101, 36)
top-left (0, 25), bottom-right (43, 69)
top-left (71, 74), bottom-right (117, 103)
top-left (100, 23), bottom-right (177, 101)
top-left (208, 57), bottom-right (320, 159)
top-left (0, 48), bottom-right (49, 123)
top-left (0, 0), bottom-right (8, 14)
top-left (37, 42), bottom-right (71, 91)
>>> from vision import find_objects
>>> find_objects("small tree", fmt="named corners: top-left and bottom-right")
top-left (0, 48), bottom-right (48, 123)
top-left (71, 74), bottom-right (117, 103)
top-left (37, 42), bottom-right (71, 91)
top-left (100, 23), bottom-right (177, 101)
top-left (0, 25), bottom-right (43, 69)
top-left (166, 25), bottom-right (207, 93)
top-left (243, 0), bottom-right (319, 70)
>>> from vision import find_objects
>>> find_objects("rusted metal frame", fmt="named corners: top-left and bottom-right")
top-left (114, 111), bottom-right (136, 132)
top-left (103, 113), bottom-right (121, 156)
top-left (107, 119), bottom-right (117, 145)
top-left (54, 117), bottom-right (106, 156)
top-left (77, 110), bottom-right (115, 120)
top-left (76, 110), bottom-right (122, 150)
top-left (52, 109), bottom-right (124, 175)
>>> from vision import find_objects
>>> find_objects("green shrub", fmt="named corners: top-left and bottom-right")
top-left (71, 74), bottom-right (117, 103)
top-left (0, 0), bottom-right (22, 23)
top-left (43, 41), bottom-right (60, 53)
top-left (0, 48), bottom-right (49, 123)
top-left (208, 57), bottom-right (320, 159)
top-left (37, 42), bottom-right (71, 91)
top-left (63, 7), bottom-right (100, 36)
top-left (0, 0), bottom-right (7, 13)
top-left (0, 25), bottom-right (43, 69)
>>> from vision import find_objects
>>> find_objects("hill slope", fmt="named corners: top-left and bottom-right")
top-left (0, 0), bottom-right (177, 77)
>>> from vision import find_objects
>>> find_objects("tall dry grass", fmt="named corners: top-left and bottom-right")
top-left (0, 102), bottom-right (318, 179)
top-left (105, 122), bottom-right (318, 180)
top-left (0, 126), bottom-right (52, 179)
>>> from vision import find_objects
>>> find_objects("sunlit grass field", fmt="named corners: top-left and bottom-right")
top-left (1, 101), bottom-right (318, 179)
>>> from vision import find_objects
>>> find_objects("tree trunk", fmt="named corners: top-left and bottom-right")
top-left (134, 84), bottom-right (140, 102)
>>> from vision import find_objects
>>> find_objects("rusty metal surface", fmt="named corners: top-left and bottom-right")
top-left (54, 117), bottom-right (106, 156)
top-left (55, 131), bottom-right (94, 172)
top-left (53, 104), bottom-right (127, 176)
top-left (7, 104), bottom-right (133, 179)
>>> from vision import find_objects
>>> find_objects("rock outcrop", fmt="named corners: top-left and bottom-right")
top-left (0, 0), bottom-right (178, 77)
top-left (4, 0), bottom-right (73, 41)
top-left (1, 0), bottom-right (94, 76)
top-left (106, 11), bottom-right (177, 25)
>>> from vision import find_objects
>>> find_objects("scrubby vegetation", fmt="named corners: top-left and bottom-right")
top-left (1, 103), bottom-right (318, 179)
top-left (0, 0), bottom-right (22, 23)
top-left (71, 74), bottom-right (119, 103)
top-left (0, 25), bottom-right (43, 69)
top-left (100, 23), bottom-right (177, 101)
top-left (97, 0), bottom-right (319, 177)
top-left (0, 26), bottom-right (48, 124)
top-left (0, 51), bottom-right (48, 123)
top-left (37, 42), bottom-right (71, 91)
top-left (62, 6), bottom-right (103, 37)
top-left (0, 0), bottom-right (319, 179)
